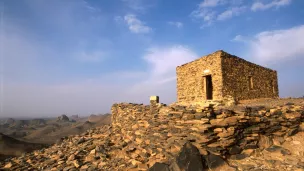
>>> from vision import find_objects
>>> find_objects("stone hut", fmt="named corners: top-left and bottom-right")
top-left (176, 50), bottom-right (279, 103)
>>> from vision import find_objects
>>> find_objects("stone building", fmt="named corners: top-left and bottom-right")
top-left (176, 50), bottom-right (279, 103)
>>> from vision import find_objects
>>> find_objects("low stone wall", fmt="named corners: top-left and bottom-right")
top-left (111, 101), bottom-right (304, 167)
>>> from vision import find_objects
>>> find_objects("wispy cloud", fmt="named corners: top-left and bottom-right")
top-left (233, 25), bottom-right (304, 65)
top-left (124, 14), bottom-right (152, 33)
top-left (143, 45), bottom-right (197, 79)
top-left (121, 0), bottom-right (156, 13)
top-left (3, 45), bottom-right (198, 116)
top-left (190, 0), bottom-right (246, 27)
top-left (192, 0), bottom-right (293, 27)
top-left (75, 51), bottom-right (107, 62)
top-left (168, 21), bottom-right (183, 28)
top-left (231, 35), bottom-right (247, 42)
top-left (217, 6), bottom-right (246, 20)
top-left (81, 0), bottom-right (100, 12)
top-left (122, 0), bottom-right (146, 11)
top-left (127, 45), bottom-right (198, 103)
top-left (251, 0), bottom-right (292, 11)
top-left (191, 8), bottom-right (216, 26)
top-left (199, 0), bottom-right (227, 7)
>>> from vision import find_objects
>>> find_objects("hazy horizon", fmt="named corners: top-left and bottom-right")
top-left (1, 0), bottom-right (304, 117)
top-left (0, 114), bottom-right (105, 120)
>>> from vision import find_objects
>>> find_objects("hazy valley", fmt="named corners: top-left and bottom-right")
top-left (0, 114), bottom-right (111, 161)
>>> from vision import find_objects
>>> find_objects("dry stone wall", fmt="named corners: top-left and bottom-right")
top-left (221, 52), bottom-right (279, 100)
top-left (176, 50), bottom-right (279, 104)
top-left (176, 51), bottom-right (223, 103)
top-left (111, 102), bottom-right (304, 167)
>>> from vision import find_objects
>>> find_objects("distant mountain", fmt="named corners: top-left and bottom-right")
top-left (5, 118), bottom-right (15, 125)
top-left (2, 119), bottom-right (46, 129)
top-left (0, 114), bottom-right (112, 161)
top-left (88, 114), bottom-right (111, 124)
top-left (70, 115), bottom-right (80, 121)
top-left (57, 115), bottom-right (70, 122)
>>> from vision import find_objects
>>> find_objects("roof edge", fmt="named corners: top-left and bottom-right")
top-left (177, 50), bottom-right (277, 73)
top-left (219, 51), bottom-right (277, 72)
top-left (177, 50), bottom-right (223, 68)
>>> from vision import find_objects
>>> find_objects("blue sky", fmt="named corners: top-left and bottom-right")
top-left (1, 0), bottom-right (304, 117)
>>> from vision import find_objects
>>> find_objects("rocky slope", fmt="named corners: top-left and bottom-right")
top-left (0, 114), bottom-right (112, 162)
top-left (0, 133), bottom-right (47, 159)
top-left (1, 125), bottom-right (303, 171)
top-left (0, 101), bottom-right (303, 171)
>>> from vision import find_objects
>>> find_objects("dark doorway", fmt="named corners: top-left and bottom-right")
top-left (205, 75), bottom-right (213, 100)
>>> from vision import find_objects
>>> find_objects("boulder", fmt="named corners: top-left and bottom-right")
top-left (258, 135), bottom-right (273, 149)
top-left (148, 162), bottom-right (170, 171)
top-left (170, 142), bottom-right (204, 171)
top-left (202, 153), bottom-right (226, 169)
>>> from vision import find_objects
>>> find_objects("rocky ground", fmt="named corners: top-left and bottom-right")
top-left (237, 98), bottom-right (304, 108)
top-left (0, 99), bottom-right (303, 171)
top-left (228, 132), bottom-right (304, 171)
top-left (0, 126), bottom-right (304, 171)
top-left (1, 125), bottom-right (303, 171)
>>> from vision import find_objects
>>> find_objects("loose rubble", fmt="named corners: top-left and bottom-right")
top-left (0, 99), bottom-right (303, 171)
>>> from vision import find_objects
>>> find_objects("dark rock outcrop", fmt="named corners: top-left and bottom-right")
top-left (148, 162), bottom-right (170, 171)
top-left (170, 142), bottom-right (204, 171)
top-left (57, 115), bottom-right (69, 122)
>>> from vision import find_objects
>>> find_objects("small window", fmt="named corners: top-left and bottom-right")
top-left (248, 76), bottom-right (253, 90)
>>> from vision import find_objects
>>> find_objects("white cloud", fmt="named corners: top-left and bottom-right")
top-left (191, 8), bottom-right (217, 26)
top-left (122, 0), bottom-right (143, 10)
top-left (124, 14), bottom-right (152, 33)
top-left (75, 51), bottom-right (107, 62)
top-left (143, 45), bottom-right (197, 78)
top-left (192, 0), bottom-right (292, 27)
top-left (191, 0), bottom-right (246, 27)
top-left (114, 16), bottom-right (123, 23)
top-left (217, 6), bottom-right (246, 20)
top-left (168, 21), bottom-right (183, 28)
top-left (233, 25), bottom-right (304, 64)
top-left (251, 0), bottom-right (292, 11)
top-left (81, 0), bottom-right (100, 12)
top-left (126, 45), bottom-right (198, 104)
top-left (3, 45), bottom-right (198, 116)
top-left (199, 0), bottom-right (227, 7)
top-left (121, 0), bottom-right (155, 12)
top-left (231, 35), bottom-right (247, 42)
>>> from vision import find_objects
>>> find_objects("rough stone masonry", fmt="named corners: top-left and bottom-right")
top-left (176, 50), bottom-right (279, 104)
top-left (0, 99), bottom-right (303, 170)
top-left (111, 96), bottom-right (304, 169)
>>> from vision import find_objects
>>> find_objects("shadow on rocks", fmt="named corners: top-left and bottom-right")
top-left (149, 142), bottom-right (229, 171)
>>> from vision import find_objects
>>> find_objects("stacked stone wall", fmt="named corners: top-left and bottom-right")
top-left (221, 52), bottom-right (279, 100)
top-left (176, 50), bottom-right (279, 104)
top-left (176, 51), bottom-right (223, 103)
top-left (111, 102), bottom-right (304, 167)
